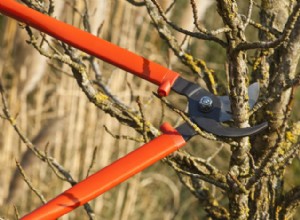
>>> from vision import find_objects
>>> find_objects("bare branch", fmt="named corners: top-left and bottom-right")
top-left (103, 125), bottom-right (144, 143)
top-left (176, 173), bottom-right (230, 220)
top-left (243, 0), bottom-right (254, 29)
top-left (86, 146), bottom-right (98, 178)
top-left (146, 0), bottom-right (228, 46)
top-left (279, 185), bottom-right (300, 219)
top-left (136, 96), bottom-right (150, 143)
top-left (13, 205), bottom-right (21, 220)
top-left (165, 0), bottom-right (177, 14)
top-left (189, 0), bottom-right (207, 33)
top-left (20, 0), bottom-right (48, 14)
top-left (15, 160), bottom-right (47, 204)
top-left (236, 1), bottom-right (300, 51)
top-left (1, 81), bottom-right (95, 219)
top-left (144, 0), bottom-right (219, 94)
top-left (166, 151), bottom-right (228, 190)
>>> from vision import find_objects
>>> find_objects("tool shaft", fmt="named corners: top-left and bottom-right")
top-left (21, 124), bottom-right (185, 219)
top-left (0, 0), bottom-right (179, 96)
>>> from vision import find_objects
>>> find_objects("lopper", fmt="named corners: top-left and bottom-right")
top-left (0, 1), bottom-right (268, 219)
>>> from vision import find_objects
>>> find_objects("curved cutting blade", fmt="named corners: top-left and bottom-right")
top-left (172, 78), bottom-right (267, 137)
top-left (248, 82), bottom-right (260, 109)
top-left (193, 117), bottom-right (268, 137)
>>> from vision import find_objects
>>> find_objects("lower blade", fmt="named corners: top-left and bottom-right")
top-left (193, 117), bottom-right (268, 137)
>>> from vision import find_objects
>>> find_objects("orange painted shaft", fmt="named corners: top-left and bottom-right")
top-left (21, 125), bottom-right (186, 220)
top-left (0, 0), bottom-right (180, 96)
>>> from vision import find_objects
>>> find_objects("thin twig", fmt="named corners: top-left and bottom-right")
top-left (243, 0), bottom-right (254, 29)
top-left (86, 146), bottom-right (98, 178)
top-left (48, 0), bottom-right (55, 16)
top-left (13, 205), bottom-right (21, 220)
top-left (250, 74), bottom-right (300, 115)
top-left (159, 99), bottom-right (166, 126)
top-left (15, 160), bottom-right (47, 204)
top-left (166, 156), bottom-right (228, 191)
top-left (136, 96), bottom-right (149, 143)
top-left (1, 82), bottom-right (95, 218)
top-left (45, 144), bottom-right (68, 182)
top-left (227, 172), bottom-right (248, 194)
top-left (165, 0), bottom-right (177, 14)
top-left (206, 144), bottom-right (225, 163)
top-left (144, 0), bottom-right (219, 94)
top-left (104, 125), bottom-right (144, 143)
top-left (146, 0), bottom-right (228, 46)
top-left (236, 1), bottom-right (300, 51)
top-left (190, 0), bottom-right (207, 33)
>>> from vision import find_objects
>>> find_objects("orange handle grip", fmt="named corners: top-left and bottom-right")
top-left (0, 0), bottom-right (180, 96)
top-left (21, 123), bottom-right (186, 220)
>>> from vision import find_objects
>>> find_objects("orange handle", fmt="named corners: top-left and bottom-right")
top-left (21, 123), bottom-right (186, 220)
top-left (0, 0), bottom-right (180, 96)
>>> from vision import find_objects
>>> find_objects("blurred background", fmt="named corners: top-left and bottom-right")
top-left (0, 0), bottom-right (299, 219)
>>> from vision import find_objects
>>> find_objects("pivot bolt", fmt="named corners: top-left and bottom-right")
top-left (199, 96), bottom-right (213, 113)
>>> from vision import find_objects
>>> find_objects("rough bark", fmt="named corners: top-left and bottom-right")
top-left (248, 1), bottom-right (300, 219)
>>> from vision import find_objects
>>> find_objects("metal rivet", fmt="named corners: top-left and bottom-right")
top-left (199, 96), bottom-right (213, 113)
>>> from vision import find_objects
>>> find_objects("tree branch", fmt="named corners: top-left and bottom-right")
top-left (235, 1), bottom-right (300, 51)
top-left (279, 185), bottom-right (300, 219)
top-left (0, 79), bottom-right (96, 219)
top-left (144, 0), bottom-right (219, 94)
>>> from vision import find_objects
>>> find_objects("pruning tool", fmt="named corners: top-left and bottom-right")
top-left (0, 1), bottom-right (268, 219)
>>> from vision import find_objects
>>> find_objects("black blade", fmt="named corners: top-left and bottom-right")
top-left (193, 117), bottom-right (268, 137)
top-left (172, 77), bottom-right (213, 98)
top-left (175, 122), bottom-right (197, 141)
